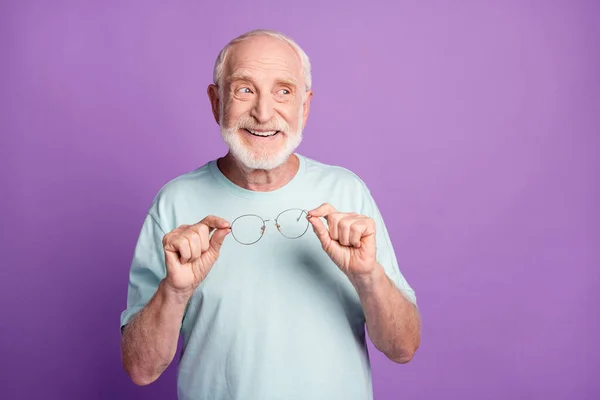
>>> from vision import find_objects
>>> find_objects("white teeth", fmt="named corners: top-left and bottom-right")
top-left (247, 129), bottom-right (277, 136)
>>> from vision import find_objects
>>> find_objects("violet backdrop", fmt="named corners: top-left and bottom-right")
top-left (1, 1), bottom-right (598, 399)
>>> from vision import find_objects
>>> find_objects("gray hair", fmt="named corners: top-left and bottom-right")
top-left (212, 29), bottom-right (312, 93)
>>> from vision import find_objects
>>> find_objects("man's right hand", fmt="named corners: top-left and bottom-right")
top-left (162, 216), bottom-right (231, 295)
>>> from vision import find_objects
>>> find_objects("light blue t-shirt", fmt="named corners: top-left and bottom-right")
top-left (120, 153), bottom-right (416, 400)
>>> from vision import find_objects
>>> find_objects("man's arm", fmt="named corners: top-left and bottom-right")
top-left (306, 201), bottom-right (420, 364)
top-left (350, 264), bottom-right (420, 363)
top-left (121, 280), bottom-right (191, 385)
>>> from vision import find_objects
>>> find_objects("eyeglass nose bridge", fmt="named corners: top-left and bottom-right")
top-left (230, 209), bottom-right (309, 245)
top-left (260, 218), bottom-right (282, 232)
top-left (256, 219), bottom-right (290, 238)
top-left (261, 219), bottom-right (287, 234)
top-left (254, 219), bottom-right (283, 236)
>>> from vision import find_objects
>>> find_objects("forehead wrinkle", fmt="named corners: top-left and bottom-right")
top-left (226, 50), bottom-right (302, 84)
top-left (228, 66), bottom-right (299, 87)
top-left (233, 57), bottom-right (299, 74)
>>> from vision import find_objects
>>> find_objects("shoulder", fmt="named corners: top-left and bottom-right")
top-left (299, 154), bottom-right (376, 214)
top-left (301, 154), bottom-right (371, 193)
top-left (146, 161), bottom-right (216, 221)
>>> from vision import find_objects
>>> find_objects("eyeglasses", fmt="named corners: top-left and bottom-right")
top-left (229, 208), bottom-right (310, 245)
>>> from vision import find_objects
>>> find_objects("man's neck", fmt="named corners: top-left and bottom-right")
top-left (217, 152), bottom-right (300, 192)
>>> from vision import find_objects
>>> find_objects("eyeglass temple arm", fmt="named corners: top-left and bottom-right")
top-left (296, 209), bottom-right (309, 222)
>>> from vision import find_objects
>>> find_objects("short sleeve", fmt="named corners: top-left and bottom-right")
top-left (359, 184), bottom-right (417, 306)
top-left (119, 212), bottom-right (167, 331)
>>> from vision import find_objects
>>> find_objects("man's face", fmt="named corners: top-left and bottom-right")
top-left (212, 36), bottom-right (312, 170)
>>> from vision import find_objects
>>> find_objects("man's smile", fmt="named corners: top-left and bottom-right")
top-left (243, 128), bottom-right (280, 137)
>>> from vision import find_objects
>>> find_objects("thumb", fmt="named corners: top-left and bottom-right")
top-left (209, 227), bottom-right (231, 253)
top-left (308, 216), bottom-right (331, 247)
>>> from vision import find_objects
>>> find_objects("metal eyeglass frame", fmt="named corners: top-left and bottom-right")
top-left (229, 208), bottom-right (310, 245)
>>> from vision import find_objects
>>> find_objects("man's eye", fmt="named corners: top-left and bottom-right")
top-left (238, 87), bottom-right (252, 94)
top-left (278, 89), bottom-right (290, 95)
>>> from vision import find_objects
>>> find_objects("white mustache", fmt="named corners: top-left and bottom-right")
top-left (233, 116), bottom-right (289, 133)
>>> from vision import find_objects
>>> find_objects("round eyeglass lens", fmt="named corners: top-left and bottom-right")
top-left (231, 215), bottom-right (265, 245)
top-left (276, 209), bottom-right (309, 239)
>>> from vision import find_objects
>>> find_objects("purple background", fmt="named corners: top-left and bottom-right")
top-left (1, 1), bottom-right (598, 399)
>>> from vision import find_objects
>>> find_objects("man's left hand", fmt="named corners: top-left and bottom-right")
top-left (307, 203), bottom-right (378, 279)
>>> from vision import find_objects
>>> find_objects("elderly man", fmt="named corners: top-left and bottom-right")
top-left (120, 29), bottom-right (420, 400)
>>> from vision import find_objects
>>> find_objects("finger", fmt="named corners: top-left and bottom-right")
top-left (163, 232), bottom-right (182, 254)
top-left (327, 213), bottom-right (344, 241)
top-left (170, 235), bottom-right (191, 264)
top-left (164, 248), bottom-right (181, 267)
top-left (189, 217), bottom-right (229, 252)
top-left (163, 225), bottom-right (186, 245)
top-left (208, 228), bottom-right (231, 253)
top-left (194, 215), bottom-right (230, 231)
top-left (308, 216), bottom-right (331, 248)
top-left (193, 224), bottom-right (210, 253)
top-left (308, 203), bottom-right (338, 218)
top-left (182, 229), bottom-right (203, 260)
top-left (338, 216), bottom-right (353, 246)
top-left (200, 232), bottom-right (209, 253)
top-left (363, 217), bottom-right (377, 236)
top-left (349, 221), bottom-right (365, 248)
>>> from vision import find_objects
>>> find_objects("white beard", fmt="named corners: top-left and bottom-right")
top-left (219, 108), bottom-right (304, 171)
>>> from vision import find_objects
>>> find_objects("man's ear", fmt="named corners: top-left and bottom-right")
top-left (207, 84), bottom-right (220, 124)
top-left (302, 90), bottom-right (313, 128)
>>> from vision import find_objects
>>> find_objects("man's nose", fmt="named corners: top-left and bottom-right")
top-left (250, 93), bottom-right (275, 124)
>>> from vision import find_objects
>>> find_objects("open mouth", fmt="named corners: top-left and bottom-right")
top-left (243, 128), bottom-right (280, 137)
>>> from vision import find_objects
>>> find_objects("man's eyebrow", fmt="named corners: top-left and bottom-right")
top-left (227, 72), bottom-right (298, 87)
top-left (228, 72), bottom-right (255, 83)
top-left (275, 76), bottom-right (298, 87)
